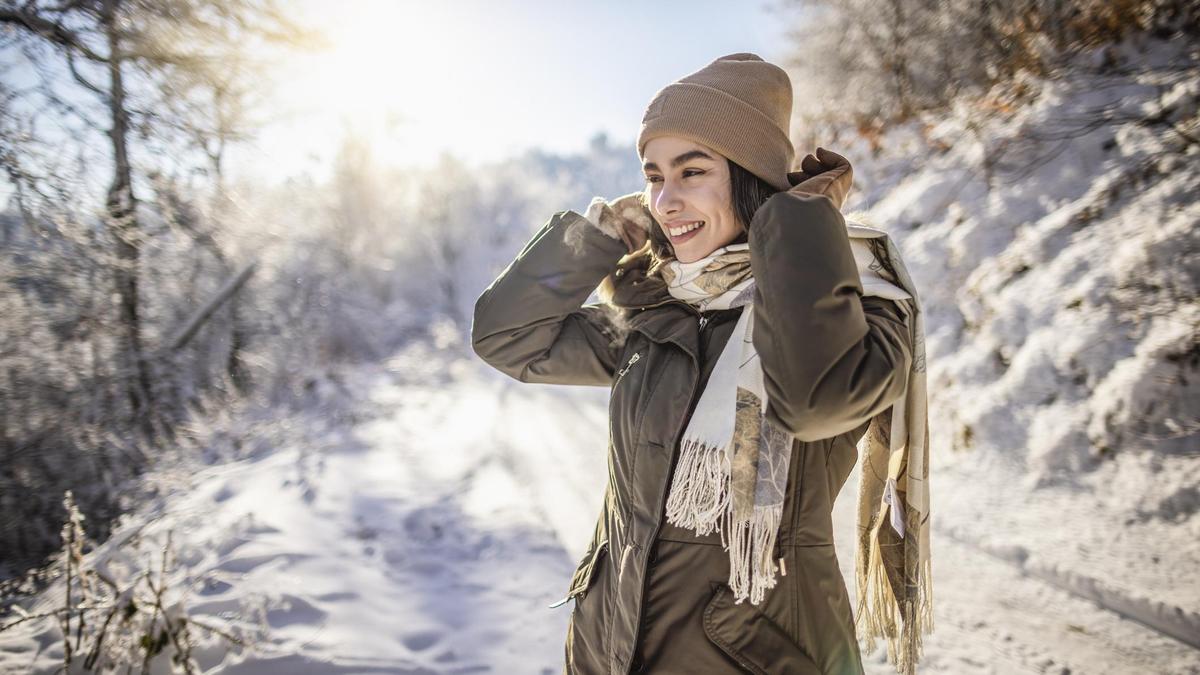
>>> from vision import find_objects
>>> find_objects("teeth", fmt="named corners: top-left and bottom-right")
top-left (668, 221), bottom-right (703, 236)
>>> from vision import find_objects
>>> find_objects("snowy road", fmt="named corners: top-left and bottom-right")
top-left (2, 347), bottom-right (1197, 673)
top-left (846, 509), bottom-right (1200, 674)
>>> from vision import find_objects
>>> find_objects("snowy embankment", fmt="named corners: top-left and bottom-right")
top-left (835, 38), bottom-right (1200, 666)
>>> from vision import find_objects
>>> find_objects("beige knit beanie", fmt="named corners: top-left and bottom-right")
top-left (637, 53), bottom-right (795, 192)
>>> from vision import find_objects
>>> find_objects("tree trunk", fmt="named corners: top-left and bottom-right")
top-left (102, 0), bottom-right (153, 437)
top-left (227, 292), bottom-right (250, 393)
top-left (205, 144), bottom-right (249, 393)
top-left (887, 0), bottom-right (913, 120)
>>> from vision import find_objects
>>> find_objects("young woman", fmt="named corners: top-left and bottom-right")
top-left (472, 53), bottom-right (931, 675)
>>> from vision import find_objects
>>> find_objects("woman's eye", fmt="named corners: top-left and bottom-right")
top-left (644, 171), bottom-right (702, 184)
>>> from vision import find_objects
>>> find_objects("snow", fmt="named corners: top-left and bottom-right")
top-left (4, 337), bottom-right (1198, 673)
top-left (1, 346), bottom-right (600, 674)
top-left (839, 36), bottom-right (1200, 673)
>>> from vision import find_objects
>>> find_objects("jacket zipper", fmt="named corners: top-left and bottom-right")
top-left (616, 351), bottom-right (642, 381)
top-left (627, 314), bottom-right (705, 674)
top-left (614, 296), bottom-right (710, 673)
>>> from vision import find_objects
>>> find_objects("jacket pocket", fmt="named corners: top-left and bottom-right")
top-left (701, 583), bottom-right (822, 675)
top-left (549, 539), bottom-right (609, 608)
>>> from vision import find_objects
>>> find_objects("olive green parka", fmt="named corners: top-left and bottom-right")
top-left (471, 191), bottom-right (913, 675)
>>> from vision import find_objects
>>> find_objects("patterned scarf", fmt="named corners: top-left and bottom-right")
top-left (657, 219), bottom-right (932, 675)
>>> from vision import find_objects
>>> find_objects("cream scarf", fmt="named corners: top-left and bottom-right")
top-left (657, 218), bottom-right (932, 675)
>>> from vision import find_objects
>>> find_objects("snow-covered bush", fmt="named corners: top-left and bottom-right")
top-left (784, 0), bottom-right (1199, 150)
top-left (0, 491), bottom-right (266, 673)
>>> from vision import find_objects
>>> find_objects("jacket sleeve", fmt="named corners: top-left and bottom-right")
top-left (748, 191), bottom-right (913, 442)
top-left (471, 209), bottom-right (629, 387)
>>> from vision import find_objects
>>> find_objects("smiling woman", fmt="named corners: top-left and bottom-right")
top-left (472, 52), bottom-right (930, 675)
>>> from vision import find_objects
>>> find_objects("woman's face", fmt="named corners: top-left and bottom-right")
top-left (641, 136), bottom-right (742, 264)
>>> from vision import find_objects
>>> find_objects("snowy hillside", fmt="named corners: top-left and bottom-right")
top-left (836, 37), bottom-right (1200, 654)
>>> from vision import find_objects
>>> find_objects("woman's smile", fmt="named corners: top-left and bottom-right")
top-left (665, 220), bottom-right (705, 241)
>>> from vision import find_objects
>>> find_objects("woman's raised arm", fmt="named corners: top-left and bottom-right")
top-left (748, 190), bottom-right (913, 442)
top-left (471, 209), bottom-right (629, 387)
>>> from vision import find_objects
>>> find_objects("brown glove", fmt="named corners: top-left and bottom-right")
top-left (785, 147), bottom-right (854, 210)
top-left (584, 191), bottom-right (654, 253)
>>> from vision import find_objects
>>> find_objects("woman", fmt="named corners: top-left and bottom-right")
top-left (472, 54), bottom-right (931, 675)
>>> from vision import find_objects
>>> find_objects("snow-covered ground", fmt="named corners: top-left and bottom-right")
top-left (0, 343), bottom-right (600, 674)
top-left (2, 336), bottom-right (1197, 673)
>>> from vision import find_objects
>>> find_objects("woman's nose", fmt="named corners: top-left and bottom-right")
top-left (654, 182), bottom-right (683, 217)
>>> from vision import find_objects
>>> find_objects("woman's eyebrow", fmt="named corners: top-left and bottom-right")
top-left (642, 150), bottom-right (714, 172)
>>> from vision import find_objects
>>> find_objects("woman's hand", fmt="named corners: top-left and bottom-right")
top-left (584, 191), bottom-right (655, 253)
top-left (786, 147), bottom-right (854, 210)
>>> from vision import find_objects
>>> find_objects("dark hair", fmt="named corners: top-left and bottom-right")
top-left (647, 158), bottom-right (780, 268)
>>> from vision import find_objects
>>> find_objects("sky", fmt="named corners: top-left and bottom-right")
top-left (232, 0), bottom-right (800, 183)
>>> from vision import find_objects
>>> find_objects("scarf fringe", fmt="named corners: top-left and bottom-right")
top-left (664, 438), bottom-right (731, 534)
top-left (725, 503), bottom-right (783, 605)
top-left (854, 500), bottom-right (935, 675)
top-left (665, 438), bottom-right (783, 606)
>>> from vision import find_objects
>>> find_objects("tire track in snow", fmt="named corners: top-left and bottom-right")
top-left (936, 523), bottom-right (1200, 652)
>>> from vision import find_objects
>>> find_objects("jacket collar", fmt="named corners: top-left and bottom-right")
top-left (598, 243), bottom-right (700, 358)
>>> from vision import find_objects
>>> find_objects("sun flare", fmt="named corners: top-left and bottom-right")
top-left (273, 1), bottom-right (490, 169)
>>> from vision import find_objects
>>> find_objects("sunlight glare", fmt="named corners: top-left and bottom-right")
top-left (276, 1), bottom-right (490, 170)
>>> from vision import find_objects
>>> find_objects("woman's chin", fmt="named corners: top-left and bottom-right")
top-left (675, 242), bottom-right (714, 263)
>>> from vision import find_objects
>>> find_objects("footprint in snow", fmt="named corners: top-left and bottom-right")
top-left (401, 629), bottom-right (440, 652)
top-left (403, 510), bottom-right (447, 543)
top-left (265, 594), bottom-right (326, 628)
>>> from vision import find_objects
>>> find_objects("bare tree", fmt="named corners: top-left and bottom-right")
top-left (0, 0), bottom-right (309, 577)
top-left (0, 0), bottom-right (307, 434)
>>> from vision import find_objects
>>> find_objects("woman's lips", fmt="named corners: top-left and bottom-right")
top-left (668, 221), bottom-right (705, 243)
